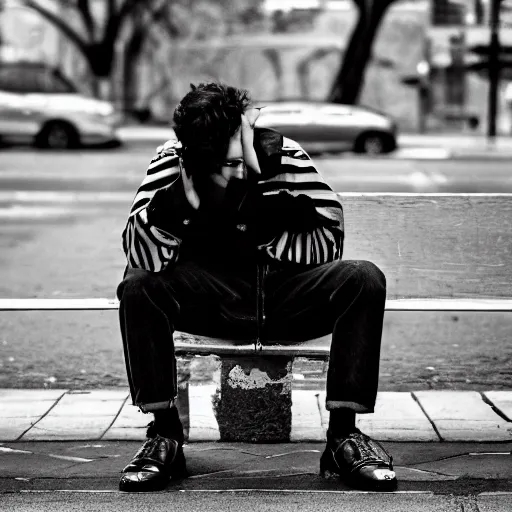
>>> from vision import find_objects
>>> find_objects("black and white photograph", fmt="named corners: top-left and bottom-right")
top-left (0, 0), bottom-right (511, 510)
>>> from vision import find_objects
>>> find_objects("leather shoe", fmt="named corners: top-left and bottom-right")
top-left (320, 429), bottom-right (397, 491)
top-left (119, 422), bottom-right (187, 492)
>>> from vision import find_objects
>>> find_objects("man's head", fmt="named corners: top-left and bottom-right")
top-left (173, 82), bottom-right (252, 180)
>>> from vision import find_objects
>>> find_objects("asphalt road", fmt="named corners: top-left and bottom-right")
top-left (0, 146), bottom-right (511, 391)
top-left (0, 145), bottom-right (512, 194)
top-left (2, 491), bottom-right (508, 512)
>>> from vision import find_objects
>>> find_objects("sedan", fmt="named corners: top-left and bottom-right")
top-left (254, 101), bottom-right (398, 155)
top-left (0, 61), bottom-right (121, 149)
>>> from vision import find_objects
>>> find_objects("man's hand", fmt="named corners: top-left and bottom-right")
top-left (192, 107), bottom-right (263, 210)
top-left (240, 108), bottom-right (262, 176)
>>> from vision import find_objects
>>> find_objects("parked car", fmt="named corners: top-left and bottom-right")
top-left (0, 61), bottom-right (121, 149)
top-left (254, 101), bottom-right (398, 155)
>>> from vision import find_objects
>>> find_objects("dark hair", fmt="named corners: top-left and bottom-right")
top-left (173, 82), bottom-right (251, 177)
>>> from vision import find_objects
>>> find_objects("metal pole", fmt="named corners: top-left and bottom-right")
top-left (487, 0), bottom-right (502, 140)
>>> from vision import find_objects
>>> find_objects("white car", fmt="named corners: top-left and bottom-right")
top-left (0, 61), bottom-right (121, 149)
top-left (255, 101), bottom-right (398, 154)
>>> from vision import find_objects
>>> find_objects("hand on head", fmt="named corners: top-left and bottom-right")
top-left (184, 107), bottom-right (262, 210)
top-left (240, 108), bottom-right (262, 176)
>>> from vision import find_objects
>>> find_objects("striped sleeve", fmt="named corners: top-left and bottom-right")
top-left (121, 144), bottom-right (181, 272)
top-left (260, 137), bottom-right (344, 265)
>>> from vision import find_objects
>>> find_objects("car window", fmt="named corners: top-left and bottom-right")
top-left (0, 66), bottom-right (75, 94)
top-left (38, 70), bottom-right (75, 93)
top-left (0, 67), bottom-right (28, 92)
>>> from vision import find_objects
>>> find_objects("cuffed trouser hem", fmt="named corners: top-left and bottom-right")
top-left (326, 400), bottom-right (373, 413)
top-left (136, 399), bottom-right (175, 413)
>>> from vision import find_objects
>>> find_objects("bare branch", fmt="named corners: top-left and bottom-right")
top-left (140, 0), bottom-right (180, 38)
top-left (106, 0), bottom-right (116, 19)
top-left (22, 0), bottom-right (88, 54)
top-left (105, 0), bottom-right (176, 45)
top-left (77, 0), bottom-right (94, 37)
top-left (103, 0), bottom-right (139, 44)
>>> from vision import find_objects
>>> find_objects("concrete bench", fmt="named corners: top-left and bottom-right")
top-left (1, 193), bottom-right (511, 442)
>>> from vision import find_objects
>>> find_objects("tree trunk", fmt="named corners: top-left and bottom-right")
top-left (329, 0), bottom-right (394, 104)
top-left (123, 27), bottom-right (146, 113)
top-left (90, 76), bottom-right (100, 98)
top-left (262, 48), bottom-right (284, 100)
top-left (297, 48), bottom-right (337, 99)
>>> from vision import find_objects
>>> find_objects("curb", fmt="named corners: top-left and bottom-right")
top-left (1, 389), bottom-right (511, 443)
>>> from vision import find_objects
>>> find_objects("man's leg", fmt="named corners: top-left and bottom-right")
top-left (116, 262), bottom-right (255, 491)
top-left (265, 259), bottom-right (396, 490)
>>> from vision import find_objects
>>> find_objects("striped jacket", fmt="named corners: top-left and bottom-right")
top-left (122, 128), bottom-right (344, 272)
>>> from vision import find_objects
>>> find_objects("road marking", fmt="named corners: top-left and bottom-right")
top-left (469, 452), bottom-right (511, 456)
top-left (0, 447), bottom-right (32, 454)
top-left (48, 454), bottom-right (95, 463)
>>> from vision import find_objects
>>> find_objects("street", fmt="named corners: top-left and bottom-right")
top-left (0, 146), bottom-right (511, 392)
top-left (2, 490), bottom-right (509, 512)
top-left (1, 145), bottom-right (512, 195)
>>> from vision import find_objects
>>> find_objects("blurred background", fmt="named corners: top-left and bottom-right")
top-left (1, 0), bottom-right (512, 135)
top-left (1, 0), bottom-right (511, 394)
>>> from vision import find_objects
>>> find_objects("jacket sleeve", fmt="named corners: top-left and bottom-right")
top-left (259, 137), bottom-right (344, 265)
top-left (122, 143), bottom-right (182, 272)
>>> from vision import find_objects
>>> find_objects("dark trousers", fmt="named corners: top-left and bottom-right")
top-left (117, 259), bottom-right (386, 414)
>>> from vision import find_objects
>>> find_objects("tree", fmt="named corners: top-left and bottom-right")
top-left (21, 0), bottom-right (178, 98)
top-left (328, 0), bottom-right (398, 104)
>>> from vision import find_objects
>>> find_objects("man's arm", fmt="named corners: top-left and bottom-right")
top-left (122, 143), bottom-right (182, 272)
top-left (253, 137), bottom-right (344, 265)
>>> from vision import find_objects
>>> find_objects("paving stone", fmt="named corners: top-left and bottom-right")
top-left (290, 390), bottom-right (323, 441)
top-left (107, 401), bottom-right (147, 429)
top-left (22, 416), bottom-right (114, 441)
top-left (102, 427), bottom-right (146, 441)
top-left (484, 391), bottom-right (512, 421)
top-left (15, 391), bottom-right (128, 440)
top-left (394, 466), bottom-right (458, 481)
top-left (478, 493), bottom-right (512, 512)
top-left (414, 391), bottom-right (512, 441)
top-left (64, 390), bottom-right (129, 401)
top-left (188, 384), bottom-right (220, 442)
top-left (413, 453), bottom-right (512, 479)
top-left (0, 390), bottom-right (65, 440)
top-left (432, 420), bottom-right (512, 442)
top-left (0, 389), bottom-right (67, 401)
top-left (318, 391), bottom-right (438, 441)
top-left (0, 418), bottom-right (39, 441)
top-left (47, 396), bottom-right (125, 417)
top-left (1, 400), bottom-right (55, 418)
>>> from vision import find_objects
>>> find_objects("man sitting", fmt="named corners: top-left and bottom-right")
top-left (117, 82), bottom-right (396, 492)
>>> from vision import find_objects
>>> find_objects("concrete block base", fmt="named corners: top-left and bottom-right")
top-left (214, 356), bottom-right (293, 442)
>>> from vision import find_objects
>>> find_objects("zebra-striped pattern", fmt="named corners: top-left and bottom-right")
top-left (122, 149), bottom-right (181, 272)
top-left (122, 137), bottom-right (344, 272)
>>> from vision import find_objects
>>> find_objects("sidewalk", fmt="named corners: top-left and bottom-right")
top-left (1, 388), bottom-right (511, 442)
top-left (116, 125), bottom-right (512, 159)
top-left (1, 389), bottom-right (511, 502)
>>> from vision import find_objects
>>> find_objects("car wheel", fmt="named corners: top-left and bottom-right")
top-left (36, 122), bottom-right (79, 150)
top-left (355, 133), bottom-right (393, 155)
